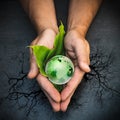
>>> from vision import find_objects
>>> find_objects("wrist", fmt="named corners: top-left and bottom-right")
top-left (39, 28), bottom-right (57, 36)
top-left (67, 26), bottom-right (87, 38)
top-left (37, 26), bottom-right (58, 35)
top-left (67, 18), bottom-right (91, 37)
top-left (31, 19), bottom-right (58, 35)
top-left (29, 14), bottom-right (58, 35)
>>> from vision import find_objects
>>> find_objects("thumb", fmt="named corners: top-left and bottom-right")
top-left (27, 51), bottom-right (38, 79)
top-left (75, 45), bottom-right (91, 72)
top-left (79, 62), bottom-right (90, 73)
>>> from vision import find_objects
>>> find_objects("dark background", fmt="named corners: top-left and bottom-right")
top-left (0, 0), bottom-right (120, 120)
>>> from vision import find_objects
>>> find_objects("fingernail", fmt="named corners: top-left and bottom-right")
top-left (85, 64), bottom-right (91, 72)
top-left (27, 70), bottom-right (33, 79)
top-left (81, 63), bottom-right (91, 72)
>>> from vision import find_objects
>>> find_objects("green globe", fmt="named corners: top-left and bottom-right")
top-left (45, 55), bottom-right (74, 85)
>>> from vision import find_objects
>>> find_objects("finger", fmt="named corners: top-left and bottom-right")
top-left (61, 68), bottom-right (84, 111)
top-left (43, 90), bottom-right (60, 112)
top-left (66, 51), bottom-right (76, 60)
top-left (61, 67), bottom-right (85, 102)
top-left (37, 74), bottom-right (61, 103)
top-left (79, 62), bottom-right (90, 72)
top-left (27, 48), bottom-right (39, 79)
top-left (60, 90), bottom-right (74, 112)
top-left (75, 42), bottom-right (90, 72)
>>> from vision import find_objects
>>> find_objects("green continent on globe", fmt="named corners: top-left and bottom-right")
top-left (45, 55), bottom-right (74, 85)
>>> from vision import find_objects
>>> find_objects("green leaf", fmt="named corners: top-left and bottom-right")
top-left (45, 22), bottom-right (65, 62)
top-left (54, 21), bottom-right (65, 55)
top-left (30, 45), bottom-right (50, 76)
top-left (54, 84), bottom-right (63, 92)
top-left (29, 22), bottom-right (65, 91)
top-left (31, 22), bottom-right (65, 75)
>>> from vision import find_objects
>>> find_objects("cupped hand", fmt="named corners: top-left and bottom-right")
top-left (60, 30), bottom-right (91, 111)
top-left (27, 29), bottom-right (61, 112)
top-left (27, 29), bottom-right (91, 112)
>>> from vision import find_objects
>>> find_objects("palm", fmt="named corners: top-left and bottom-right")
top-left (28, 29), bottom-right (61, 111)
top-left (60, 30), bottom-right (90, 111)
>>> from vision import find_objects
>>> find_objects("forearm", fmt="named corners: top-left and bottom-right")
top-left (20, 0), bottom-right (58, 34)
top-left (67, 0), bottom-right (103, 37)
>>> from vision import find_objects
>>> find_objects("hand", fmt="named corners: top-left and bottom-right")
top-left (60, 30), bottom-right (91, 111)
top-left (27, 29), bottom-right (61, 112)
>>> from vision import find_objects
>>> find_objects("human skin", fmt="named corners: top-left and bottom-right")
top-left (20, 0), bottom-right (103, 112)
top-left (60, 0), bottom-right (103, 111)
